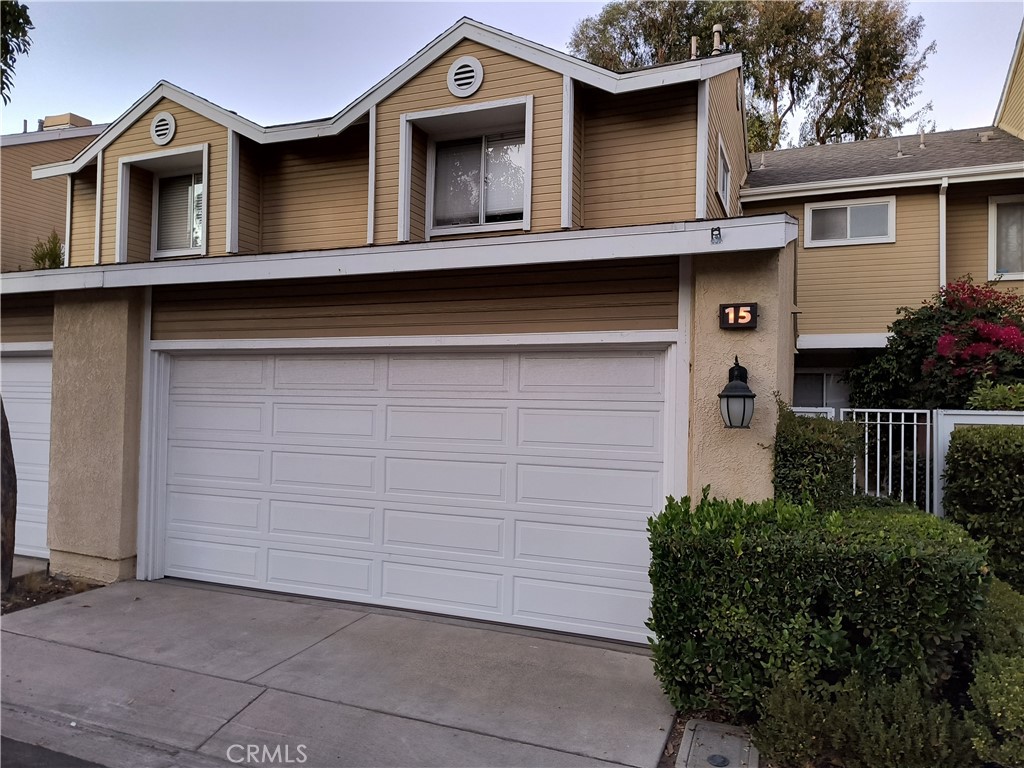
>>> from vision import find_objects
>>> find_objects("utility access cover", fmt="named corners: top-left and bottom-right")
top-left (675, 720), bottom-right (758, 768)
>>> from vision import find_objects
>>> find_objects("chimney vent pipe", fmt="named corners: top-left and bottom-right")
top-left (712, 24), bottom-right (723, 55)
top-left (691, 36), bottom-right (698, 59)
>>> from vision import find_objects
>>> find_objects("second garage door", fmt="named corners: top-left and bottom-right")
top-left (161, 349), bottom-right (666, 642)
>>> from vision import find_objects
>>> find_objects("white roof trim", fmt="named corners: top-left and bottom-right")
top-left (994, 20), bottom-right (1024, 127)
top-left (2, 215), bottom-right (797, 295)
top-left (740, 162), bottom-right (1024, 202)
top-left (33, 17), bottom-right (741, 180)
top-left (1, 123), bottom-right (106, 147)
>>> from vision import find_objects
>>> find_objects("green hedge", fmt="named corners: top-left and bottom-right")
top-left (773, 402), bottom-right (860, 512)
top-left (967, 651), bottom-right (1024, 768)
top-left (967, 380), bottom-right (1024, 411)
top-left (648, 492), bottom-right (988, 716)
top-left (972, 578), bottom-right (1024, 657)
top-left (943, 424), bottom-right (1024, 591)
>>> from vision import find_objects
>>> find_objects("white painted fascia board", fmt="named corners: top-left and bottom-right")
top-left (63, 176), bottom-right (72, 268)
top-left (32, 82), bottom-right (267, 179)
top-left (367, 106), bottom-right (376, 244)
top-left (2, 214), bottom-right (798, 295)
top-left (1, 124), bottom-right (107, 147)
top-left (994, 21), bottom-right (1024, 127)
top-left (695, 80), bottom-right (708, 218)
top-left (797, 333), bottom-right (889, 350)
top-left (560, 75), bottom-right (573, 229)
top-left (226, 130), bottom-right (238, 253)
top-left (740, 163), bottom-right (1024, 202)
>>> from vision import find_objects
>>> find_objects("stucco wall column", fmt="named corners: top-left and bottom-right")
top-left (48, 288), bottom-right (144, 582)
top-left (688, 244), bottom-right (796, 501)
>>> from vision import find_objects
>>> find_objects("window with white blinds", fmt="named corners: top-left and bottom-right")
top-left (157, 173), bottom-right (203, 252)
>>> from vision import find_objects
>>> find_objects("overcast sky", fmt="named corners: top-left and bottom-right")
top-left (2, 1), bottom-right (1022, 142)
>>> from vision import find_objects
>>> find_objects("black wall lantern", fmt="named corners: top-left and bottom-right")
top-left (718, 356), bottom-right (756, 428)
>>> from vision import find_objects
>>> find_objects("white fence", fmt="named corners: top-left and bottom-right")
top-left (792, 406), bottom-right (1023, 515)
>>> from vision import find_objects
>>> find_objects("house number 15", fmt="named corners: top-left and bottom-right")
top-left (719, 303), bottom-right (758, 330)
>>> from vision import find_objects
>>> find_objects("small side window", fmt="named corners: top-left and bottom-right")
top-left (804, 197), bottom-right (896, 248)
top-left (989, 195), bottom-right (1024, 280)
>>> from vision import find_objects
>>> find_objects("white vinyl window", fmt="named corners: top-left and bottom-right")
top-left (432, 133), bottom-right (525, 230)
top-left (156, 173), bottom-right (204, 255)
top-left (804, 196), bottom-right (896, 248)
top-left (989, 195), bottom-right (1024, 280)
top-left (793, 371), bottom-right (851, 411)
top-left (717, 136), bottom-right (731, 214)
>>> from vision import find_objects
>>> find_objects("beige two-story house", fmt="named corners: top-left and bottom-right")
top-left (0, 19), bottom-right (799, 643)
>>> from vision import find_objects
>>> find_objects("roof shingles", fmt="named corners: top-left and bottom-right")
top-left (746, 126), bottom-right (1024, 189)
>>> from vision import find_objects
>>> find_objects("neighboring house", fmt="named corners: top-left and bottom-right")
top-left (0, 114), bottom-right (106, 273)
top-left (0, 114), bottom-right (106, 560)
top-left (742, 21), bottom-right (1024, 411)
top-left (0, 19), bottom-right (799, 643)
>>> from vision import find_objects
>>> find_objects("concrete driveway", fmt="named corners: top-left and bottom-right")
top-left (1, 581), bottom-right (674, 768)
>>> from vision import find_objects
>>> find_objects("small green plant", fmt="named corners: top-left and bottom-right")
top-left (755, 672), bottom-right (976, 768)
top-left (968, 380), bottom-right (1024, 411)
top-left (773, 400), bottom-right (860, 512)
top-left (30, 229), bottom-right (63, 270)
top-left (944, 425), bottom-right (1024, 591)
top-left (967, 651), bottom-right (1024, 767)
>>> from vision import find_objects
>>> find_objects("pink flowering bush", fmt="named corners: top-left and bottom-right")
top-left (848, 278), bottom-right (1024, 409)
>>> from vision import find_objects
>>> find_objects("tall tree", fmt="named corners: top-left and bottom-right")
top-left (1, 0), bottom-right (33, 106)
top-left (568, 0), bottom-right (934, 151)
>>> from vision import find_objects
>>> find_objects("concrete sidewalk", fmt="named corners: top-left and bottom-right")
top-left (1, 581), bottom-right (673, 768)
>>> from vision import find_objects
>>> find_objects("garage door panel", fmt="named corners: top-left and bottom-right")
top-left (513, 576), bottom-right (652, 641)
top-left (518, 352), bottom-right (662, 394)
top-left (266, 548), bottom-right (373, 596)
top-left (382, 561), bottom-right (504, 614)
top-left (272, 403), bottom-right (377, 440)
top-left (167, 490), bottom-right (262, 532)
top-left (383, 507), bottom-right (505, 558)
top-left (165, 537), bottom-right (261, 581)
top-left (168, 445), bottom-right (264, 484)
top-left (171, 357), bottom-right (267, 389)
top-left (163, 349), bottom-right (668, 642)
top-left (274, 356), bottom-right (379, 390)
top-left (517, 407), bottom-right (661, 453)
top-left (170, 402), bottom-right (266, 436)
top-left (514, 520), bottom-right (649, 574)
top-left (516, 464), bottom-right (660, 512)
top-left (384, 456), bottom-right (507, 501)
top-left (387, 355), bottom-right (510, 391)
top-left (270, 450), bottom-right (376, 493)
top-left (385, 405), bottom-right (508, 445)
top-left (268, 499), bottom-right (375, 543)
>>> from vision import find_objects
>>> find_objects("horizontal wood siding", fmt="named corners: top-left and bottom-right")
top-left (0, 293), bottom-right (54, 343)
top-left (409, 126), bottom-right (428, 241)
top-left (260, 125), bottom-right (369, 253)
top-left (236, 136), bottom-right (261, 254)
top-left (572, 104), bottom-right (584, 227)
top-left (745, 190), bottom-right (940, 335)
top-left (706, 69), bottom-right (746, 218)
top-left (947, 179), bottom-right (1024, 292)
top-left (126, 166), bottom-right (153, 263)
top-left (150, 257), bottom-right (679, 340)
top-left (100, 99), bottom-right (227, 263)
top-left (582, 84), bottom-right (697, 228)
top-left (1, 134), bottom-right (95, 272)
top-left (375, 40), bottom-right (564, 243)
top-left (68, 169), bottom-right (97, 267)
top-left (997, 54), bottom-right (1024, 139)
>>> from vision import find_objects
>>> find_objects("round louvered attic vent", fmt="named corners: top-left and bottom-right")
top-left (447, 56), bottom-right (483, 98)
top-left (150, 111), bottom-right (176, 146)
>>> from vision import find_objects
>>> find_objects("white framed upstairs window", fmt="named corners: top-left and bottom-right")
top-left (398, 96), bottom-right (533, 242)
top-left (989, 194), bottom-right (1024, 280)
top-left (432, 132), bottom-right (525, 230)
top-left (716, 135), bottom-right (731, 215)
top-left (156, 172), bottom-right (204, 256)
top-left (804, 196), bottom-right (896, 248)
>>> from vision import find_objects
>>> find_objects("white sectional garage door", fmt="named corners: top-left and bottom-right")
top-left (2, 356), bottom-right (52, 558)
top-left (161, 350), bottom-right (665, 642)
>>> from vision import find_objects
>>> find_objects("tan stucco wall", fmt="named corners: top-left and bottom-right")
top-left (688, 244), bottom-right (796, 501)
top-left (48, 288), bottom-right (144, 582)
